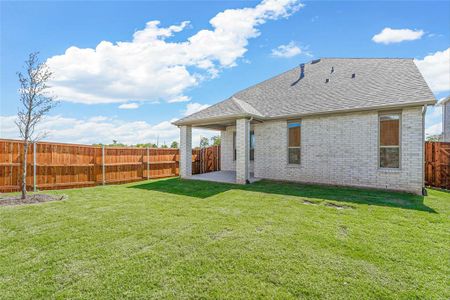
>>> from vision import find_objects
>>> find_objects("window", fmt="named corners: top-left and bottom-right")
top-left (288, 120), bottom-right (301, 164)
top-left (233, 131), bottom-right (255, 161)
top-left (379, 113), bottom-right (400, 168)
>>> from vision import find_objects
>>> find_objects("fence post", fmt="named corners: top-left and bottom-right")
top-left (33, 142), bottom-right (37, 192)
top-left (102, 145), bottom-right (105, 185)
top-left (146, 147), bottom-right (150, 180)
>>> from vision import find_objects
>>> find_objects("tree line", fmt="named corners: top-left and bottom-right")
top-left (92, 140), bottom-right (180, 148)
top-left (93, 136), bottom-right (221, 149)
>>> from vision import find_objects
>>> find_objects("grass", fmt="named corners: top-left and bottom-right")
top-left (0, 178), bottom-right (449, 299)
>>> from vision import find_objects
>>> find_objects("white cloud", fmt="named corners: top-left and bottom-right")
top-left (425, 105), bottom-right (443, 137)
top-left (167, 95), bottom-right (191, 103)
top-left (46, 0), bottom-right (302, 105)
top-left (183, 102), bottom-right (211, 116)
top-left (118, 103), bottom-right (139, 109)
top-left (415, 48), bottom-right (450, 93)
top-left (271, 41), bottom-right (302, 58)
top-left (427, 105), bottom-right (442, 120)
top-left (372, 27), bottom-right (424, 44)
top-left (0, 115), bottom-right (218, 147)
top-left (426, 122), bottom-right (442, 137)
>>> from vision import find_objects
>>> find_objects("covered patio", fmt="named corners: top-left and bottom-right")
top-left (186, 170), bottom-right (260, 184)
top-left (173, 98), bottom-right (264, 185)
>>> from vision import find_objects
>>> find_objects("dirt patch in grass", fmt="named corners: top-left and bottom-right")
top-left (303, 200), bottom-right (319, 205)
top-left (0, 194), bottom-right (66, 206)
top-left (325, 202), bottom-right (353, 210)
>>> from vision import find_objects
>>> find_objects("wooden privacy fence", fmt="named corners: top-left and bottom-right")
top-left (0, 139), bottom-right (220, 192)
top-left (425, 142), bottom-right (450, 190)
top-left (192, 146), bottom-right (221, 174)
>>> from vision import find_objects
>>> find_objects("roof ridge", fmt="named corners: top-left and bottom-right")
top-left (231, 97), bottom-right (264, 117)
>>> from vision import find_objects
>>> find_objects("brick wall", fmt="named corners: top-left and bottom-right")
top-left (235, 118), bottom-right (250, 183)
top-left (180, 125), bottom-right (192, 177)
top-left (221, 107), bottom-right (424, 194)
top-left (220, 125), bottom-right (254, 173)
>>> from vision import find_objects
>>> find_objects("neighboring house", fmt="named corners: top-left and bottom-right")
top-left (174, 58), bottom-right (436, 194)
top-left (440, 96), bottom-right (450, 142)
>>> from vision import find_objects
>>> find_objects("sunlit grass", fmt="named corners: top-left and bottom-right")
top-left (1, 178), bottom-right (448, 299)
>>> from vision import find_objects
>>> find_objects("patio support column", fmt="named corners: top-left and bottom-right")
top-left (236, 118), bottom-right (250, 184)
top-left (179, 125), bottom-right (192, 178)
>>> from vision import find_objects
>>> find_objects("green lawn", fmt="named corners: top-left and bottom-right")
top-left (1, 178), bottom-right (449, 299)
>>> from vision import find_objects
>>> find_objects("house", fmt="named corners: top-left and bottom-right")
top-left (439, 96), bottom-right (450, 142)
top-left (173, 58), bottom-right (436, 194)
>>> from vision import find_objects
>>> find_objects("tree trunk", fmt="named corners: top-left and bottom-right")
top-left (21, 142), bottom-right (29, 200)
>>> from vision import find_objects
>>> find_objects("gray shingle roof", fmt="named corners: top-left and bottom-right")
top-left (174, 58), bottom-right (435, 125)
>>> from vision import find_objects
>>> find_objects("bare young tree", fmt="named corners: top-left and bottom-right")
top-left (16, 52), bottom-right (57, 199)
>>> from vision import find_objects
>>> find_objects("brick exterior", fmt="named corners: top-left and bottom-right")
top-left (179, 125), bottom-right (192, 178)
top-left (235, 118), bottom-right (250, 184)
top-left (220, 126), bottom-right (254, 173)
top-left (443, 102), bottom-right (450, 142)
top-left (221, 107), bottom-right (424, 194)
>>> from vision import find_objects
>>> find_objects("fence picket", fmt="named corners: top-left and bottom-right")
top-left (425, 142), bottom-right (450, 190)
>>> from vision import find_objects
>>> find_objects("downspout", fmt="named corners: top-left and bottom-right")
top-left (422, 104), bottom-right (427, 196)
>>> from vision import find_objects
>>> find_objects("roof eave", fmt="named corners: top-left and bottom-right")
top-left (172, 113), bottom-right (265, 127)
top-left (264, 99), bottom-right (437, 121)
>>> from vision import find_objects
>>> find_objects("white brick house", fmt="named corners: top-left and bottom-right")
top-left (173, 58), bottom-right (436, 194)
top-left (440, 97), bottom-right (450, 142)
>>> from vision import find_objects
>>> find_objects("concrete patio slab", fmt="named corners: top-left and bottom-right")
top-left (186, 171), bottom-right (260, 184)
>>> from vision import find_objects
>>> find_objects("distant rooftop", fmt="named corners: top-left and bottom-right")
top-left (438, 96), bottom-right (450, 105)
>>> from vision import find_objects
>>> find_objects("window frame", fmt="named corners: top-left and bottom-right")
top-left (250, 130), bottom-right (255, 161)
top-left (378, 111), bottom-right (402, 169)
top-left (287, 120), bottom-right (301, 165)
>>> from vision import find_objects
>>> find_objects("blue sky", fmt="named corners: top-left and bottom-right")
top-left (1, 0), bottom-right (449, 146)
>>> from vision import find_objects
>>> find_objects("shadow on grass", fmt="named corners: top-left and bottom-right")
top-left (130, 178), bottom-right (436, 213)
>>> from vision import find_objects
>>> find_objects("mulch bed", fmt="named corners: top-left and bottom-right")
top-left (0, 194), bottom-right (67, 207)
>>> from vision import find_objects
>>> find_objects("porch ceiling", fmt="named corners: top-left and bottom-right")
top-left (191, 118), bottom-right (262, 130)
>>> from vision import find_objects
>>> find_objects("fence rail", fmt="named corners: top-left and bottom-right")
top-left (0, 139), bottom-right (220, 192)
top-left (425, 141), bottom-right (450, 190)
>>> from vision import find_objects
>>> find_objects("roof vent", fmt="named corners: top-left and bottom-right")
top-left (300, 64), bottom-right (305, 79)
top-left (325, 78), bottom-right (329, 83)
top-left (331, 67), bottom-right (334, 74)
top-left (311, 59), bottom-right (321, 64)
top-left (351, 73), bottom-right (356, 79)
